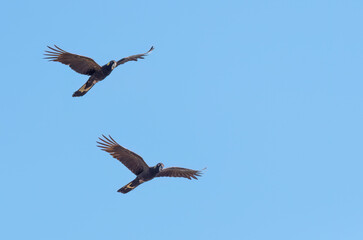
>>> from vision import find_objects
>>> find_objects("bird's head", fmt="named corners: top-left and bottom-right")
top-left (156, 163), bottom-right (164, 172)
top-left (107, 60), bottom-right (117, 70)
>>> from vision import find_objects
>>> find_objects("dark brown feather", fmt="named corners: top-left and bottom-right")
top-left (44, 45), bottom-right (101, 75)
top-left (156, 167), bottom-right (204, 180)
top-left (116, 46), bottom-right (154, 66)
top-left (97, 135), bottom-right (149, 175)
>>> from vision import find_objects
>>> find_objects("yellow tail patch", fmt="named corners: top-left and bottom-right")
top-left (79, 82), bottom-right (94, 93)
top-left (125, 182), bottom-right (136, 189)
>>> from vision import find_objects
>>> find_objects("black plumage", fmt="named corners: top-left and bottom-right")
top-left (97, 135), bottom-right (204, 194)
top-left (44, 45), bottom-right (154, 97)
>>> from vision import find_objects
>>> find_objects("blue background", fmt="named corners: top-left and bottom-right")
top-left (1, 0), bottom-right (362, 239)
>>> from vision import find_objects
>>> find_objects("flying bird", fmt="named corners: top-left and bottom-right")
top-left (44, 45), bottom-right (154, 97)
top-left (97, 135), bottom-right (205, 194)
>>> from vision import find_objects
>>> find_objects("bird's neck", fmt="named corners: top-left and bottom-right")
top-left (101, 64), bottom-right (113, 75)
top-left (149, 166), bottom-right (161, 174)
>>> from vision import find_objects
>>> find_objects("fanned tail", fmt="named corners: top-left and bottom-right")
top-left (72, 79), bottom-right (96, 97)
top-left (118, 179), bottom-right (142, 194)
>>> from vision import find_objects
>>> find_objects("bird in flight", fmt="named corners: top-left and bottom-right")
top-left (44, 45), bottom-right (154, 97)
top-left (97, 135), bottom-right (205, 194)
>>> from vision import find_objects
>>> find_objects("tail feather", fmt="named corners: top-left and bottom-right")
top-left (72, 79), bottom-right (96, 97)
top-left (118, 179), bottom-right (142, 194)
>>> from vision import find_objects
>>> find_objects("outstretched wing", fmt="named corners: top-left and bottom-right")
top-left (97, 135), bottom-right (149, 175)
top-left (44, 45), bottom-right (101, 75)
top-left (156, 167), bottom-right (205, 180)
top-left (116, 46), bottom-right (154, 67)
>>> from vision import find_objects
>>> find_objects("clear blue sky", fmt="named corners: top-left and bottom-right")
top-left (1, 0), bottom-right (362, 239)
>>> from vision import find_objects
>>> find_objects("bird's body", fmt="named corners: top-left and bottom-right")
top-left (120, 166), bottom-right (162, 193)
top-left (44, 45), bottom-right (154, 97)
top-left (73, 61), bottom-right (117, 97)
top-left (137, 165), bottom-right (160, 181)
top-left (97, 135), bottom-right (204, 194)
top-left (92, 62), bottom-right (115, 81)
